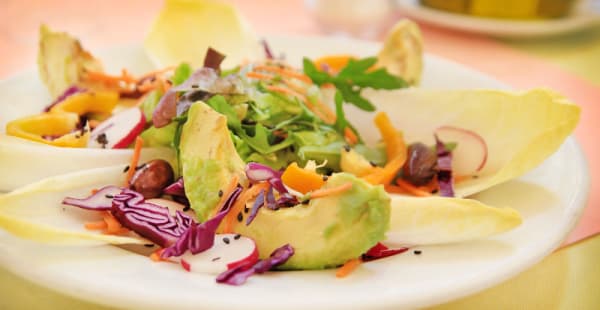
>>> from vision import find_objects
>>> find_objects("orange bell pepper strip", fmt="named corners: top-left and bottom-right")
top-left (5, 112), bottom-right (89, 147)
top-left (49, 91), bottom-right (119, 116)
top-left (281, 162), bottom-right (326, 194)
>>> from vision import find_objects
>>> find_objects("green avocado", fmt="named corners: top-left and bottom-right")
top-left (179, 101), bottom-right (247, 221)
top-left (233, 173), bottom-right (391, 270)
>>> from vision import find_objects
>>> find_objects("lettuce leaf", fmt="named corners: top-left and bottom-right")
top-left (360, 88), bottom-right (580, 197)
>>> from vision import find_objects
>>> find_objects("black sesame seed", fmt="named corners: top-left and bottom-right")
top-left (473, 175), bottom-right (479, 179)
top-left (244, 206), bottom-right (249, 214)
top-left (413, 250), bottom-right (422, 255)
top-left (237, 212), bottom-right (243, 222)
top-left (322, 175), bottom-right (329, 181)
top-left (183, 205), bottom-right (191, 212)
top-left (212, 257), bottom-right (221, 261)
top-left (302, 200), bottom-right (309, 205)
top-left (223, 237), bottom-right (230, 244)
top-left (105, 194), bottom-right (114, 199)
top-left (343, 145), bottom-right (351, 152)
top-left (218, 190), bottom-right (224, 197)
top-left (123, 165), bottom-right (130, 173)
top-left (431, 189), bottom-right (439, 194)
top-left (144, 244), bottom-right (155, 248)
top-left (234, 234), bottom-right (241, 240)
top-left (135, 163), bottom-right (147, 171)
top-left (369, 161), bottom-right (377, 167)
top-left (191, 84), bottom-right (199, 88)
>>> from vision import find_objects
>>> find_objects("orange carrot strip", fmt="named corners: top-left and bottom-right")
top-left (149, 249), bottom-right (175, 263)
top-left (362, 156), bottom-right (404, 186)
top-left (418, 177), bottom-right (439, 193)
top-left (222, 182), bottom-right (270, 233)
top-left (125, 136), bottom-right (144, 187)
top-left (254, 65), bottom-right (313, 84)
top-left (281, 162), bottom-right (325, 194)
top-left (454, 175), bottom-right (473, 184)
top-left (246, 71), bottom-right (273, 80)
top-left (336, 258), bottom-right (362, 278)
top-left (137, 66), bottom-right (176, 81)
top-left (344, 127), bottom-right (358, 145)
top-left (90, 188), bottom-right (99, 195)
top-left (373, 112), bottom-right (407, 162)
top-left (309, 182), bottom-right (353, 199)
top-left (84, 221), bottom-right (107, 230)
top-left (103, 211), bottom-right (125, 234)
top-left (384, 184), bottom-right (409, 195)
top-left (395, 179), bottom-right (432, 197)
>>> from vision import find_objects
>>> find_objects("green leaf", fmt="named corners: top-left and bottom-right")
top-left (302, 57), bottom-right (331, 85)
top-left (336, 83), bottom-right (375, 111)
top-left (205, 95), bottom-right (241, 129)
top-left (333, 90), bottom-right (347, 133)
top-left (337, 57), bottom-right (377, 77)
top-left (171, 62), bottom-right (192, 86)
top-left (240, 124), bottom-right (294, 155)
top-left (140, 89), bottom-right (164, 122)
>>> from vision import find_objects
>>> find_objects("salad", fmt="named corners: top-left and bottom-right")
top-left (0, 0), bottom-right (580, 286)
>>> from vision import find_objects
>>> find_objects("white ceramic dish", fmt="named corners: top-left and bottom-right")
top-left (396, 0), bottom-right (600, 38)
top-left (0, 35), bottom-right (590, 309)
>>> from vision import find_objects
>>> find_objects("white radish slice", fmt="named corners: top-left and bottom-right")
top-left (146, 198), bottom-right (195, 218)
top-left (434, 126), bottom-right (488, 175)
top-left (178, 234), bottom-right (259, 274)
top-left (88, 108), bottom-right (145, 149)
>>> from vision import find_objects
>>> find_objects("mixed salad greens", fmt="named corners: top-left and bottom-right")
top-left (0, 0), bottom-right (580, 285)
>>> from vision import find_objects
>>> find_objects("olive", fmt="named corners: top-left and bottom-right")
top-left (402, 142), bottom-right (437, 186)
top-left (129, 159), bottom-right (174, 199)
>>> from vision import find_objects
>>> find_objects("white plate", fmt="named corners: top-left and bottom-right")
top-left (0, 36), bottom-right (590, 309)
top-left (396, 0), bottom-right (600, 38)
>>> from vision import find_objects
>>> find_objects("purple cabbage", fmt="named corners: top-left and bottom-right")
top-left (43, 86), bottom-right (85, 112)
top-left (62, 186), bottom-right (123, 211)
top-left (246, 190), bottom-right (265, 226)
top-left (163, 178), bottom-right (185, 197)
top-left (216, 244), bottom-right (294, 285)
top-left (264, 187), bottom-right (278, 210)
top-left (161, 186), bottom-right (243, 258)
top-left (260, 39), bottom-right (274, 60)
top-left (245, 162), bottom-right (292, 197)
top-left (435, 135), bottom-right (455, 197)
top-left (111, 189), bottom-right (194, 248)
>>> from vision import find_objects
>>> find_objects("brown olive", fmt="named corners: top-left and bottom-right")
top-left (129, 159), bottom-right (174, 199)
top-left (402, 142), bottom-right (437, 186)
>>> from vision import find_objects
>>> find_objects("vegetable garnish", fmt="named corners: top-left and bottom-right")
top-left (435, 135), bottom-right (454, 197)
top-left (394, 179), bottom-right (433, 197)
top-left (62, 185), bottom-right (122, 211)
top-left (222, 182), bottom-right (270, 233)
top-left (305, 182), bottom-right (353, 200)
top-left (303, 57), bottom-right (408, 112)
top-left (281, 162), bottom-right (325, 194)
top-left (335, 258), bottom-right (362, 278)
top-left (361, 242), bottom-right (409, 262)
top-left (216, 244), bottom-right (294, 285)
top-left (125, 136), bottom-right (144, 187)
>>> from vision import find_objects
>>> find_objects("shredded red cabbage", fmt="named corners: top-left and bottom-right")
top-left (161, 186), bottom-right (243, 258)
top-left (43, 86), bottom-right (85, 112)
top-left (246, 190), bottom-right (265, 225)
top-left (361, 242), bottom-right (409, 262)
top-left (245, 162), bottom-right (296, 204)
top-left (435, 135), bottom-right (455, 197)
top-left (111, 189), bottom-right (194, 248)
top-left (62, 186), bottom-right (123, 211)
top-left (260, 39), bottom-right (274, 60)
top-left (163, 178), bottom-right (185, 197)
top-left (216, 244), bottom-right (294, 285)
top-left (264, 187), bottom-right (278, 210)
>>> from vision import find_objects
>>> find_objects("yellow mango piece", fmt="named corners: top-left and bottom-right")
top-left (5, 112), bottom-right (89, 147)
top-left (49, 91), bottom-right (119, 116)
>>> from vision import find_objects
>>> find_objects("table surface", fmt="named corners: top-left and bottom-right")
top-left (0, 0), bottom-right (599, 309)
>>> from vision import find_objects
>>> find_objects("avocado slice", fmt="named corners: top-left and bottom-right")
top-left (233, 173), bottom-right (391, 270)
top-left (179, 101), bottom-right (247, 221)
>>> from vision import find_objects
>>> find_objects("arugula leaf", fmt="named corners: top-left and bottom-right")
top-left (206, 95), bottom-right (241, 129)
top-left (240, 124), bottom-right (294, 154)
top-left (171, 63), bottom-right (192, 86)
top-left (333, 90), bottom-right (346, 133)
top-left (302, 57), bottom-right (408, 112)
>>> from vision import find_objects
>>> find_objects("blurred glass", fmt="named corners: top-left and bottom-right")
top-left (305, 0), bottom-right (396, 39)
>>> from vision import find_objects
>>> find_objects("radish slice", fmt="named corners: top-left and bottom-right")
top-left (434, 126), bottom-right (488, 175)
top-left (146, 198), bottom-right (195, 218)
top-left (177, 234), bottom-right (259, 274)
top-left (88, 108), bottom-right (145, 149)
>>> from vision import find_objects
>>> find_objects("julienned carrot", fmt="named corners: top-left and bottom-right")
top-left (84, 221), bottom-right (107, 230)
top-left (246, 71), bottom-right (273, 80)
top-left (373, 112), bottom-right (407, 161)
top-left (384, 184), bottom-right (409, 195)
top-left (85, 70), bottom-right (136, 86)
top-left (103, 211), bottom-right (125, 234)
top-left (281, 162), bottom-right (325, 194)
top-left (336, 258), bottom-right (361, 278)
top-left (125, 136), bottom-right (144, 187)
top-left (344, 127), bottom-right (358, 145)
top-left (149, 249), bottom-right (175, 263)
top-left (362, 155), bottom-right (404, 186)
top-left (309, 182), bottom-right (353, 199)
top-left (254, 65), bottom-right (313, 84)
top-left (395, 179), bottom-right (432, 197)
top-left (222, 182), bottom-right (270, 233)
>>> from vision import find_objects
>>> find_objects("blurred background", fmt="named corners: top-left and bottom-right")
top-left (0, 0), bottom-right (599, 309)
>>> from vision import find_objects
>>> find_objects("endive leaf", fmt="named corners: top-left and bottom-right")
top-left (0, 135), bottom-right (176, 192)
top-left (359, 88), bottom-right (580, 197)
top-left (0, 165), bottom-right (146, 245)
top-left (387, 195), bottom-right (522, 245)
top-left (144, 0), bottom-right (261, 69)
